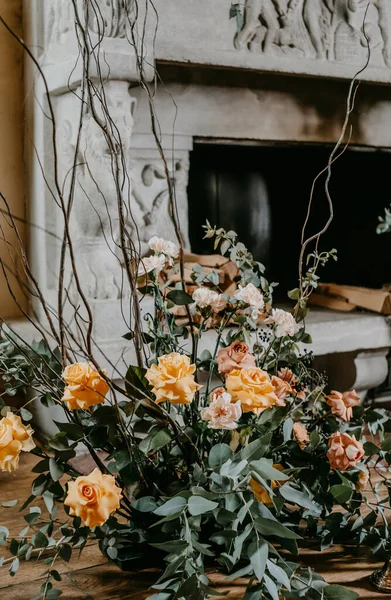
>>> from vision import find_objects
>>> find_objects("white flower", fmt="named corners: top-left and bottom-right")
top-left (148, 236), bottom-right (179, 261)
top-left (234, 283), bottom-right (264, 320)
top-left (192, 287), bottom-right (226, 313)
top-left (202, 390), bottom-right (242, 430)
top-left (138, 255), bottom-right (166, 276)
top-left (267, 308), bottom-right (301, 338)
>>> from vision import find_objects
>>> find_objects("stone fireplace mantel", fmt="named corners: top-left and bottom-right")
top-left (21, 0), bottom-right (391, 410)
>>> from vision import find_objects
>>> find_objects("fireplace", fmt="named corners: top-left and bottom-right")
top-left (21, 0), bottom-right (391, 412)
top-left (188, 141), bottom-right (391, 300)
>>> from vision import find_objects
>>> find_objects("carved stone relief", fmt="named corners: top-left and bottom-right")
top-left (88, 0), bottom-right (130, 38)
top-left (235, 0), bottom-right (391, 67)
top-left (44, 0), bottom-right (131, 56)
top-left (128, 153), bottom-right (191, 257)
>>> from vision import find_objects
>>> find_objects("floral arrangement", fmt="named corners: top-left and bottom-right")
top-left (0, 225), bottom-right (390, 600)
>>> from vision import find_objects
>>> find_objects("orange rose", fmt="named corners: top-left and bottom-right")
top-left (61, 362), bottom-right (109, 410)
top-left (271, 375), bottom-right (292, 406)
top-left (327, 432), bottom-right (364, 471)
top-left (64, 468), bottom-right (122, 529)
top-left (278, 368), bottom-right (306, 400)
top-left (250, 464), bottom-right (285, 504)
top-left (0, 412), bottom-right (35, 472)
top-left (226, 368), bottom-right (278, 415)
top-left (326, 390), bottom-right (360, 422)
top-left (145, 352), bottom-right (202, 405)
top-left (293, 422), bottom-right (310, 450)
top-left (216, 342), bottom-right (256, 375)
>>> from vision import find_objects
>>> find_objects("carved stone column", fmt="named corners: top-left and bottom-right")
top-left (23, 1), bottom-right (189, 360)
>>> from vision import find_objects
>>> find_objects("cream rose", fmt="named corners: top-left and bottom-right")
top-left (138, 255), bottom-right (166, 276)
top-left (202, 389), bottom-right (242, 430)
top-left (148, 236), bottom-right (179, 260)
top-left (326, 390), bottom-right (360, 422)
top-left (327, 432), bottom-right (364, 471)
top-left (62, 362), bottom-right (109, 411)
top-left (145, 352), bottom-right (202, 405)
top-left (192, 287), bottom-right (226, 313)
top-left (226, 368), bottom-right (278, 415)
top-left (0, 412), bottom-right (35, 472)
top-left (216, 341), bottom-right (256, 375)
top-left (266, 308), bottom-right (301, 338)
top-left (234, 283), bottom-right (264, 321)
top-left (64, 468), bottom-right (122, 529)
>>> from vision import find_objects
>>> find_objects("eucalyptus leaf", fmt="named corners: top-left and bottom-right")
top-left (209, 444), bottom-right (233, 470)
top-left (248, 539), bottom-right (268, 582)
top-left (188, 496), bottom-right (218, 516)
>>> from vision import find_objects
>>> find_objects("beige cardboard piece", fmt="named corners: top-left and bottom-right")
top-left (310, 283), bottom-right (391, 314)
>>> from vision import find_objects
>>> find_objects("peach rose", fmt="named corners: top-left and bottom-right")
top-left (145, 352), bottom-right (202, 405)
top-left (278, 368), bottom-right (306, 400)
top-left (216, 342), bottom-right (256, 375)
top-left (0, 412), bottom-right (35, 472)
top-left (327, 432), bottom-right (365, 471)
top-left (64, 468), bottom-right (122, 529)
top-left (271, 375), bottom-right (292, 406)
top-left (293, 422), bottom-right (310, 450)
top-left (226, 368), bottom-right (278, 416)
top-left (202, 389), bottom-right (242, 430)
top-left (250, 464), bottom-right (285, 504)
top-left (326, 390), bottom-right (360, 422)
top-left (61, 362), bottom-right (109, 410)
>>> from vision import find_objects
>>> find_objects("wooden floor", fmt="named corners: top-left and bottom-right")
top-left (0, 455), bottom-right (388, 599)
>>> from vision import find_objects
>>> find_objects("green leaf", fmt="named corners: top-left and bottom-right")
top-left (267, 560), bottom-right (291, 592)
top-left (2, 500), bottom-right (17, 508)
top-left (381, 436), bottom-right (391, 451)
top-left (241, 433), bottom-right (272, 462)
top-left (322, 584), bottom-right (359, 599)
top-left (250, 459), bottom-right (289, 482)
top-left (209, 444), bottom-right (233, 470)
top-left (139, 427), bottom-right (172, 454)
top-left (59, 544), bottom-right (72, 562)
top-left (20, 408), bottom-right (33, 421)
top-left (167, 290), bottom-right (194, 306)
top-left (132, 496), bottom-right (158, 513)
top-left (49, 458), bottom-right (64, 482)
top-left (54, 421), bottom-right (83, 441)
top-left (288, 288), bottom-right (300, 300)
top-left (188, 496), bottom-right (218, 516)
top-left (248, 539), bottom-right (268, 581)
top-left (107, 546), bottom-right (118, 560)
top-left (24, 507), bottom-right (41, 525)
top-left (364, 441), bottom-right (380, 456)
top-left (46, 589), bottom-right (63, 600)
top-left (279, 484), bottom-right (321, 514)
top-left (254, 517), bottom-right (301, 540)
top-left (154, 496), bottom-right (187, 517)
top-left (330, 485), bottom-right (353, 505)
top-left (9, 557), bottom-right (19, 577)
top-left (125, 365), bottom-right (151, 401)
top-left (33, 531), bottom-right (48, 548)
top-left (151, 540), bottom-right (188, 553)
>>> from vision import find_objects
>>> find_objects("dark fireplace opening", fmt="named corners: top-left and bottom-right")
top-left (188, 141), bottom-right (391, 301)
